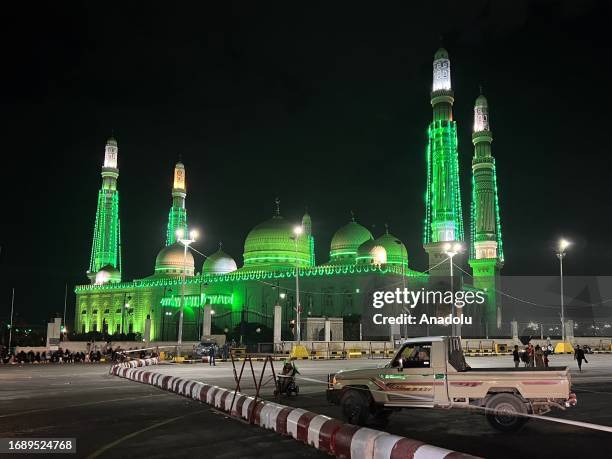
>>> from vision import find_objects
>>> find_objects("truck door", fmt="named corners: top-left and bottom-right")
top-left (378, 341), bottom-right (435, 407)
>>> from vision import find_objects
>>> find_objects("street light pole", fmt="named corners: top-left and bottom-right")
top-left (8, 288), bottom-right (14, 349)
top-left (292, 226), bottom-right (303, 342)
top-left (443, 243), bottom-right (463, 337)
top-left (556, 239), bottom-right (571, 343)
top-left (62, 283), bottom-right (67, 333)
top-left (176, 228), bottom-right (198, 355)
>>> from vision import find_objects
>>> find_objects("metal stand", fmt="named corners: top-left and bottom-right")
top-left (228, 354), bottom-right (278, 424)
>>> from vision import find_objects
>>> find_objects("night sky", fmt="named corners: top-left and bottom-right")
top-left (2, 1), bottom-right (611, 325)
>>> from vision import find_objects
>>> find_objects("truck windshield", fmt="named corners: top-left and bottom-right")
top-left (448, 337), bottom-right (469, 371)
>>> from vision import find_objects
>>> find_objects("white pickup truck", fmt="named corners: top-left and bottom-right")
top-left (327, 336), bottom-right (576, 431)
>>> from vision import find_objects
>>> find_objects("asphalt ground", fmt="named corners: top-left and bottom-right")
top-left (1, 355), bottom-right (611, 459)
top-left (0, 364), bottom-right (326, 459)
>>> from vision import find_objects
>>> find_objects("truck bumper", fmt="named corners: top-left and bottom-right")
top-left (326, 389), bottom-right (340, 405)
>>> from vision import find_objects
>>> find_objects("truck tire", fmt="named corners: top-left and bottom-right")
top-left (340, 389), bottom-right (370, 425)
top-left (485, 393), bottom-right (529, 432)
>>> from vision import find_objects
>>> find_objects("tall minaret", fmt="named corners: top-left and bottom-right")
top-left (302, 210), bottom-right (315, 267)
top-left (423, 48), bottom-right (465, 274)
top-left (165, 161), bottom-right (188, 246)
top-left (468, 92), bottom-right (504, 331)
top-left (87, 137), bottom-right (122, 282)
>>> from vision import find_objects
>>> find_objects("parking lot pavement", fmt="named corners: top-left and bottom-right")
top-left (149, 355), bottom-right (612, 459)
top-left (1, 355), bottom-right (611, 459)
top-left (0, 365), bottom-right (326, 459)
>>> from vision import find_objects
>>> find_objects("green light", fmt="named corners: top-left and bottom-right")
top-left (423, 120), bottom-right (464, 245)
top-left (166, 206), bottom-right (188, 246)
top-left (76, 263), bottom-right (427, 293)
top-left (89, 187), bottom-right (121, 275)
top-left (469, 133), bottom-right (503, 263)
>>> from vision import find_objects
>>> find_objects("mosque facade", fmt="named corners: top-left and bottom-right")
top-left (74, 48), bottom-right (504, 341)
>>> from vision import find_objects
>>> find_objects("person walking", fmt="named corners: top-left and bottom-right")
top-left (574, 345), bottom-right (588, 372)
top-left (512, 345), bottom-right (520, 368)
top-left (534, 345), bottom-right (545, 368)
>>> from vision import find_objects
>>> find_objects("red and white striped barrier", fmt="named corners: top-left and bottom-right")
top-left (110, 359), bottom-right (482, 459)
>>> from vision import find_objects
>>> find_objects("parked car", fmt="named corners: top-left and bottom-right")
top-left (194, 339), bottom-right (217, 358)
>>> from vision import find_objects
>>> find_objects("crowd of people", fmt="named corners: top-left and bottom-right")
top-left (513, 343), bottom-right (552, 368)
top-left (512, 342), bottom-right (591, 371)
top-left (0, 343), bottom-right (151, 365)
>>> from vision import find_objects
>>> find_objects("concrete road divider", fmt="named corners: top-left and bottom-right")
top-left (110, 359), bottom-right (482, 459)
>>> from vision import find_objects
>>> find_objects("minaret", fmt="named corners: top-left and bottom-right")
top-left (302, 210), bottom-right (315, 267)
top-left (468, 92), bottom-right (504, 331)
top-left (165, 161), bottom-right (188, 246)
top-left (423, 48), bottom-right (465, 274)
top-left (87, 137), bottom-right (122, 282)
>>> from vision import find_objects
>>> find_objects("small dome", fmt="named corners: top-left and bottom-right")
top-left (434, 47), bottom-right (449, 60)
top-left (155, 242), bottom-right (195, 276)
top-left (243, 215), bottom-right (310, 269)
top-left (203, 248), bottom-right (238, 275)
top-left (106, 136), bottom-right (117, 146)
top-left (329, 221), bottom-right (373, 264)
top-left (95, 264), bottom-right (121, 285)
top-left (374, 232), bottom-right (408, 267)
top-left (475, 94), bottom-right (488, 107)
top-left (356, 239), bottom-right (386, 265)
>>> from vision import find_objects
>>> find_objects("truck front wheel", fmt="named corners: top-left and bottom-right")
top-left (485, 393), bottom-right (529, 432)
top-left (340, 389), bottom-right (370, 425)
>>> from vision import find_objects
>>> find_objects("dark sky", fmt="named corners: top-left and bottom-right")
top-left (2, 0), bottom-right (611, 324)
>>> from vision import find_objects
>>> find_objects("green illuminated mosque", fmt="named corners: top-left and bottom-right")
top-left (75, 49), bottom-right (504, 341)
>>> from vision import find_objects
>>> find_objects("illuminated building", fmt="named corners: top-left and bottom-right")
top-left (86, 137), bottom-right (122, 285)
top-left (423, 48), bottom-right (465, 275)
top-left (75, 48), bottom-right (506, 340)
top-left (469, 91), bottom-right (504, 331)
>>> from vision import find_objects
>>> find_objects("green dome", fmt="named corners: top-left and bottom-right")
top-left (329, 221), bottom-right (373, 264)
top-left (203, 248), bottom-right (237, 275)
top-left (434, 47), bottom-right (449, 60)
top-left (374, 232), bottom-right (408, 267)
top-left (243, 216), bottom-right (310, 269)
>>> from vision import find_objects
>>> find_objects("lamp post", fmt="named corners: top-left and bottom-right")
top-left (394, 240), bottom-right (407, 339)
top-left (556, 239), bottom-right (571, 344)
top-left (176, 228), bottom-right (198, 355)
top-left (8, 288), bottom-right (14, 349)
top-left (121, 294), bottom-right (132, 335)
top-left (443, 242), bottom-right (463, 337)
top-left (292, 226), bottom-right (303, 342)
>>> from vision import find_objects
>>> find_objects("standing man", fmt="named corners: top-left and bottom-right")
top-left (527, 343), bottom-right (535, 368)
top-left (512, 345), bottom-right (520, 368)
top-left (574, 344), bottom-right (588, 372)
top-left (208, 344), bottom-right (216, 366)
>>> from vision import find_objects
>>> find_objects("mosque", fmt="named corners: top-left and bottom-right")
top-left (74, 48), bottom-right (504, 342)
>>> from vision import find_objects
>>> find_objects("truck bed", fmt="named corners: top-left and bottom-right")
top-left (465, 366), bottom-right (568, 372)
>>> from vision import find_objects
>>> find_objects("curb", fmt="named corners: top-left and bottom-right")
top-left (110, 359), bottom-right (482, 459)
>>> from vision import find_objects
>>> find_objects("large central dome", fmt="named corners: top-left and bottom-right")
top-left (243, 215), bottom-right (310, 269)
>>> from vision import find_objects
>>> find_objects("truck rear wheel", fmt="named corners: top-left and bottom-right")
top-left (340, 389), bottom-right (370, 425)
top-left (485, 393), bottom-right (529, 432)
